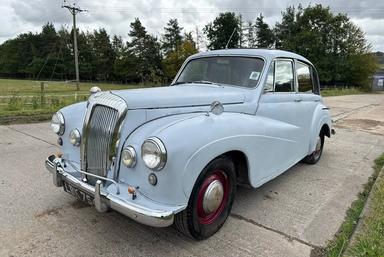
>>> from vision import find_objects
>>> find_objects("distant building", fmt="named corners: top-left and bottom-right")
top-left (372, 69), bottom-right (384, 91)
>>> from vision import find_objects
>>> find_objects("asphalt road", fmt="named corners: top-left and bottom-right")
top-left (1, 94), bottom-right (383, 257)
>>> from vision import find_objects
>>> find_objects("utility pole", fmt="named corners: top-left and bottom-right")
top-left (62, 1), bottom-right (86, 91)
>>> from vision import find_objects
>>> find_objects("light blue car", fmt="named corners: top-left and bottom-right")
top-left (45, 49), bottom-right (334, 239)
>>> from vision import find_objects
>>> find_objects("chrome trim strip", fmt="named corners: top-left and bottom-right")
top-left (66, 159), bottom-right (120, 194)
top-left (45, 155), bottom-right (174, 227)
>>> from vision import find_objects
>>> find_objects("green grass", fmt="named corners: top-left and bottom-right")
top-left (321, 87), bottom-right (365, 97)
top-left (0, 78), bottom-right (151, 95)
top-left (325, 153), bottom-right (384, 257)
top-left (344, 155), bottom-right (384, 257)
top-left (0, 78), bottom-right (153, 123)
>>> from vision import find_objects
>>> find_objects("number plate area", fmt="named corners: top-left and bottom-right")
top-left (63, 181), bottom-right (94, 206)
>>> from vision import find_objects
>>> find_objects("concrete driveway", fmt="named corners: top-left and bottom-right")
top-left (0, 94), bottom-right (383, 257)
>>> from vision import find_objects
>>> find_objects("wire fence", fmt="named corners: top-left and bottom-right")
top-left (0, 81), bottom-right (90, 115)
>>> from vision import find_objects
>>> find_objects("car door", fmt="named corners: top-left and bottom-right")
top-left (254, 59), bottom-right (309, 181)
top-left (294, 60), bottom-right (322, 149)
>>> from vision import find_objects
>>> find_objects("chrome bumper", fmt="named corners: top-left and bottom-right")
top-left (45, 155), bottom-right (174, 227)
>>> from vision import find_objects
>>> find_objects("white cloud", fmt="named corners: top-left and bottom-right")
top-left (1, 0), bottom-right (383, 51)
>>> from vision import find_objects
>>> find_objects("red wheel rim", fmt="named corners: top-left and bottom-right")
top-left (196, 170), bottom-right (229, 225)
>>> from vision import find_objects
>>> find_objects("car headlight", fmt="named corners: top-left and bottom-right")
top-left (51, 112), bottom-right (65, 135)
top-left (122, 146), bottom-right (136, 167)
top-left (141, 137), bottom-right (167, 171)
top-left (69, 129), bottom-right (81, 146)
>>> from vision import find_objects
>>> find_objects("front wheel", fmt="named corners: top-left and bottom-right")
top-left (175, 157), bottom-right (236, 240)
top-left (303, 134), bottom-right (324, 164)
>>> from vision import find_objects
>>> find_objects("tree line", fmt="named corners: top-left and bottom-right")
top-left (0, 4), bottom-right (378, 88)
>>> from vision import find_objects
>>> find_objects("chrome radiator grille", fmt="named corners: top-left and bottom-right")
top-left (81, 93), bottom-right (127, 179)
top-left (86, 105), bottom-right (119, 176)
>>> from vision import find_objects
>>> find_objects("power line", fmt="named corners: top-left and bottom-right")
top-left (79, 5), bottom-right (384, 14)
top-left (62, 0), bottom-right (87, 91)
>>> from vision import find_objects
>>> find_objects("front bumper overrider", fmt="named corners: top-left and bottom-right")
top-left (45, 155), bottom-right (175, 227)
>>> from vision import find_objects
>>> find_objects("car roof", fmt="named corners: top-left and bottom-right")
top-left (191, 48), bottom-right (313, 65)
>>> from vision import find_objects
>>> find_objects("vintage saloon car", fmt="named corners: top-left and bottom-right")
top-left (45, 49), bottom-right (333, 239)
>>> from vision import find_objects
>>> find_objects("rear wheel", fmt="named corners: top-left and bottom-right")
top-left (175, 157), bottom-right (236, 240)
top-left (303, 134), bottom-right (324, 164)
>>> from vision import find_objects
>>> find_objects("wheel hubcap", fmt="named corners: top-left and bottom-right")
top-left (203, 180), bottom-right (224, 214)
top-left (196, 170), bottom-right (229, 225)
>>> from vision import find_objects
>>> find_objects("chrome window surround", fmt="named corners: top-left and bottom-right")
top-left (80, 92), bottom-right (128, 177)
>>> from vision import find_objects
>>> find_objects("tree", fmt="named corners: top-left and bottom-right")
top-left (246, 21), bottom-right (256, 48)
top-left (0, 33), bottom-right (37, 78)
top-left (255, 14), bottom-right (275, 48)
top-left (162, 19), bottom-right (183, 57)
top-left (184, 32), bottom-right (197, 49)
top-left (274, 4), bottom-right (377, 88)
top-left (204, 12), bottom-right (240, 50)
top-left (274, 6), bottom-right (300, 50)
top-left (55, 26), bottom-right (73, 80)
top-left (128, 18), bottom-right (163, 83)
top-left (162, 39), bottom-right (198, 80)
top-left (91, 28), bottom-right (115, 81)
top-left (76, 31), bottom-right (95, 81)
top-left (238, 14), bottom-right (245, 47)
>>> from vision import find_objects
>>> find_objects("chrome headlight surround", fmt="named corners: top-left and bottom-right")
top-left (51, 112), bottom-right (65, 135)
top-left (122, 146), bottom-right (137, 168)
top-left (69, 129), bottom-right (81, 146)
top-left (141, 137), bottom-right (167, 171)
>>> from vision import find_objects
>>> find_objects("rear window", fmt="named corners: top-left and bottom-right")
top-left (296, 62), bottom-right (313, 93)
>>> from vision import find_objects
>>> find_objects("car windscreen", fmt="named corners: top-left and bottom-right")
top-left (175, 56), bottom-right (265, 88)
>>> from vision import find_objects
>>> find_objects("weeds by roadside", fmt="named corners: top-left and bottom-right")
top-left (344, 155), bottom-right (384, 256)
top-left (325, 153), bottom-right (384, 257)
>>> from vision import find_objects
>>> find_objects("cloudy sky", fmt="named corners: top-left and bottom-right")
top-left (1, 0), bottom-right (383, 51)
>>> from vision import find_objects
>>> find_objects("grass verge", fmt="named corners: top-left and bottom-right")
top-left (344, 155), bottom-right (384, 256)
top-left (324, 153), bottom-right (384, 257)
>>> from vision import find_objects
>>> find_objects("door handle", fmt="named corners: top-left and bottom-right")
top-left (294, 99), bottom-right (302, 102)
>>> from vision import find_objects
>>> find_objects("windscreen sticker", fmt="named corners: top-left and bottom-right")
top-left (249, 71), bottom-right (260, 80)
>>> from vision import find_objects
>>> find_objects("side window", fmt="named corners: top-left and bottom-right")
top-left (264, 61), bottom-right (274, 92)
top-left (311, 67), bottom-right (320, 95)
top-left (275, 60), bottom-right (294, 92)
top-left (296, 62), bottom-right (313, 93)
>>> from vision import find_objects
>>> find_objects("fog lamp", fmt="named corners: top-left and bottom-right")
top-left (69, 129), bottom-right (81, 146)
top-left (122, 146), bottom-right (136, 167)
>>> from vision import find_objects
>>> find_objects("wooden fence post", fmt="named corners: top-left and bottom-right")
top-left (40, 82), bottom-right (45, 107)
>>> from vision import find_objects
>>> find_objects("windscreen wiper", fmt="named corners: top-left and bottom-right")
top-left (192, 80), bottom-right (215, 84)
top-left (172, 80), bottom-right (221, 86)
top-left (172, 81), bottom-right (193, 86)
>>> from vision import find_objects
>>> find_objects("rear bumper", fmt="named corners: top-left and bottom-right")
top-left (45, 155), bottom-right (174, 227)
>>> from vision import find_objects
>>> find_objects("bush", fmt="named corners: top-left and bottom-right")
top-left (7, 92), bottom-right (23, 111)
top-left (31, 96), bottom-right (39, 109)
